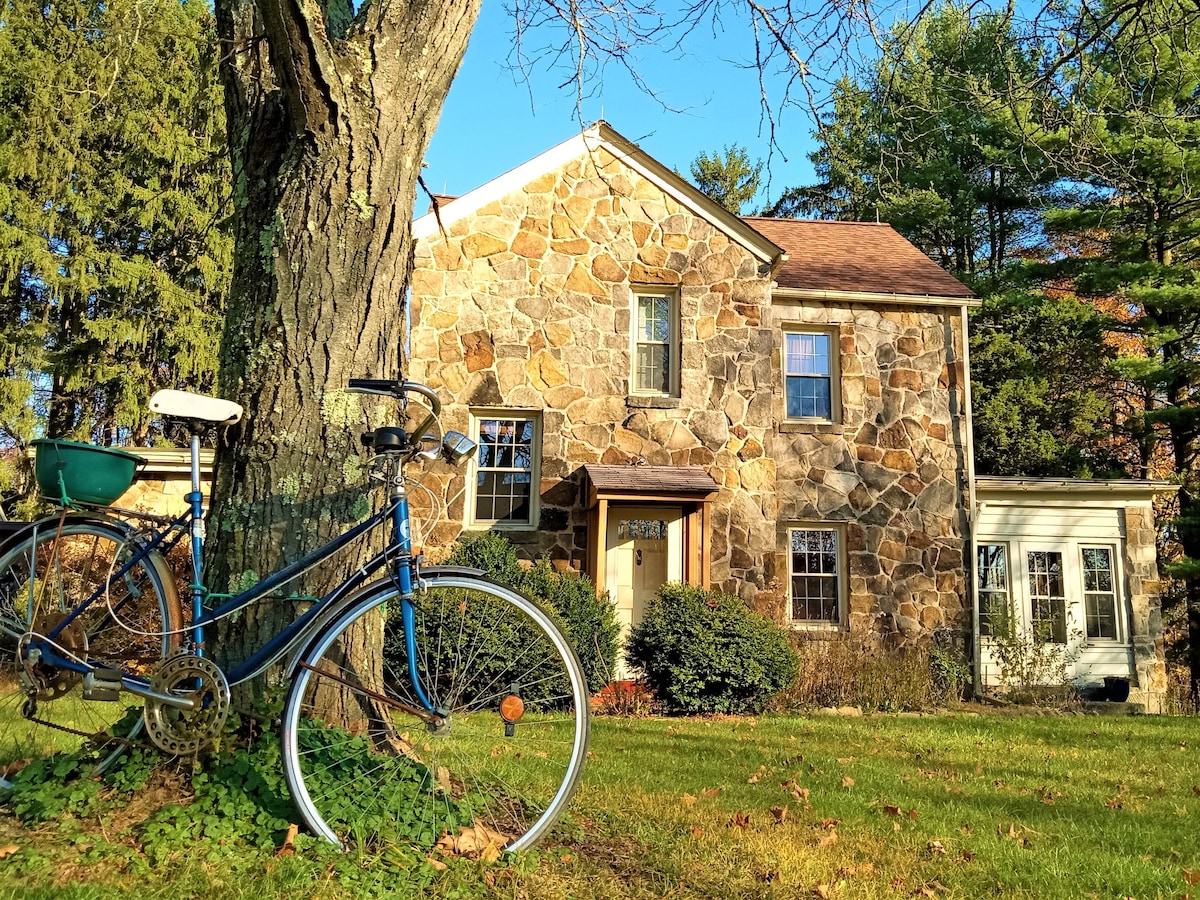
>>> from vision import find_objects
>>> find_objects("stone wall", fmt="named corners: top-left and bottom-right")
top-left (763, 302), bottom-right (970, 644)
top-left (409, 147), bottom-right (970, 647)
top-left (1121, 505), bottom-right (1167, 712)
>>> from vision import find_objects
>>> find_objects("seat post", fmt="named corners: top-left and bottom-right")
top-left (187, 425), bottom-right (207, 654)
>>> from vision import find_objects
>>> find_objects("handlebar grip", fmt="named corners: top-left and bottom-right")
top-left (347, 378), bottom-right (399, 394)
top-left (346, 378), bottom-right (442, 424)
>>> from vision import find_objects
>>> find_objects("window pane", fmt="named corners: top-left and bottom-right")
top-left (977, 544), bottom-right (1009, 637)
top-left (1082, 548), bottom-right (1117, 639)
top-left (790, 529), bottom-right (840, 622)
top-left (473, 417), bottom-right (535, 524)
top-left (636, 344), bottom-right (668, 393)
top-left (1027, 550), bottom-right (1066, 643)
top-left (786, 376), bottom-right (832, 419)
top-left (785, 333), bottom-right (830, 376)
top-left (634, 295), bottom-right (673, 395)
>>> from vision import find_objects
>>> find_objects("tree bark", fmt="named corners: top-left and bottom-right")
top-left (208, 0), bottom-right (481, 679)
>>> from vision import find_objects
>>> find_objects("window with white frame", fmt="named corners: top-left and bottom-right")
top-left (977, 543), bottom-right (1011, 637)
top-left (784, 331), bottom-right (835, 420)
top-left (632, 289), bottom-right (678, 396)
top-left (1081, 546), bottom-right (1119, 640)
top-left (788, 527), bottom-right (842, 623)
top-left (469, 414), bottom-right (539, 527)
top-left (1027, 550), bottom-right (1067, 643)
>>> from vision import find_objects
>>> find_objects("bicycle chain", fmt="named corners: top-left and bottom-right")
top-left (26, 710), bottom-right (150, 749)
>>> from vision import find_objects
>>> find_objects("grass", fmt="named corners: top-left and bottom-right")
top-left (3, 710), bottom-right (1199, 899)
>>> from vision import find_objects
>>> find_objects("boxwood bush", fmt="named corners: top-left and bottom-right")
top-left (627, 583), bottom-right (799, 714)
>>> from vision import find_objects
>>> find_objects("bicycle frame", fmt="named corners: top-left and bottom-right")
top-left (23, 441), bottom-right (438, 714)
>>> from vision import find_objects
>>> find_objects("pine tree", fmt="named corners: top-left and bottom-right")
top-left (689, 146), bottom-right (763, 214)
top-left (0, 0), bottom-right (231, 474)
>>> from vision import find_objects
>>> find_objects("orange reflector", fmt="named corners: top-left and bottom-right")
top-left (499, 695), bottom-right (525, 723)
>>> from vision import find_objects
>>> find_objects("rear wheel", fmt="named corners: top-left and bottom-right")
top-left (282, 573), bottom-right (590, 852)
top-left (0, 517), bottom-right (181, 773)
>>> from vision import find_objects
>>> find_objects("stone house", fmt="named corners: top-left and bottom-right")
top-left (108, 121), bottom-right (1170, 707)
top-left (404, 121), bottom-right (1171, 707)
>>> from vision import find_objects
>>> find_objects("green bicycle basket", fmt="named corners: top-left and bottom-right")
top-left (32, 439), bottom-right (143, 506)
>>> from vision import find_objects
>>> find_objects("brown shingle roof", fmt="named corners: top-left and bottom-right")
top-left (742, 217), bottom-right (973, 299)
top-left (583, 464), bottom-right (719, 496)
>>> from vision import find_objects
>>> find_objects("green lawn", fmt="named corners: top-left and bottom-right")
top-left (3, 710), bottom-right (1199, 899)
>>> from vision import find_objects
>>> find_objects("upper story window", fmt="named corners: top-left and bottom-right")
top-left (784, 330), bottom-right (836, 421)
top-left (469, 413), bottom-right (539, 528)
top-left (788, 526), bottom-right (843, 625)
top-left (632, 289), bottom-right (679, 397)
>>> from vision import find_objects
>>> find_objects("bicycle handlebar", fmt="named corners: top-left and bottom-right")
top-left (347, 378), bottom-right (442, 457)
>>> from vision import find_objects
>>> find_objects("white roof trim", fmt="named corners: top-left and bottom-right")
top-left (976, 476), bottom-right (1175, 501)
top-left (772, 287), bottom-right (980, 308)
top-left (413, 121), bottom-right (784, 265)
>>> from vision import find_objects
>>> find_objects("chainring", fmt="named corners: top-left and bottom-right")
top-left (144, 653), bottom-right (231, 754)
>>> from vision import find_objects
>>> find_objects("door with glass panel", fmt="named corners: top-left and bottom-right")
top-left (606, 507), bottom-right (682, 677)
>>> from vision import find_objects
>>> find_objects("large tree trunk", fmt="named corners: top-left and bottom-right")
top-left (208, 0), bottom-right (480, 678)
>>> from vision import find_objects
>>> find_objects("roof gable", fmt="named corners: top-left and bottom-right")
top-left (743, 217), bottom-right (973, 300)
top-left (413, 122), bottom-right (784, 265)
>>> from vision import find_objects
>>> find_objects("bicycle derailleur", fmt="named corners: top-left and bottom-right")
top-left (143, 653), bottom-right (231, 755)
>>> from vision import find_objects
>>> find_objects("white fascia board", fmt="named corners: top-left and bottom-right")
top-left (772, 287), bottom-right (981, 308)
top-left (413, 122), bottom-right (784, 266)
top-left (976, 477), bottom-right (1176, 505)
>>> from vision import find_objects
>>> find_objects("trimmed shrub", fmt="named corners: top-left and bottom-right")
top-left (429, 532), bottom-right (619, 694)
top-left (520, 558), bottom-right (619, 694)
top-left (627, 583), bottom-right (799, 715)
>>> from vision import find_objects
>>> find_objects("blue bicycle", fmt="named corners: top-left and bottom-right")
top-left (0, 379), bottom-right (590, 851)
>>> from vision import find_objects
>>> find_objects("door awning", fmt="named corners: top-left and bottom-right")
top-left (583, 464), bottom-right (720, 508)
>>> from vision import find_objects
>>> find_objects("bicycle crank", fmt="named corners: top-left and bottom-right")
top-left (144, 654), bottom-right (230, 754)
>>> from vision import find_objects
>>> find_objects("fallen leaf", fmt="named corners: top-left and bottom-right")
top-left (729, 811), bottom-right (751, 828)
top-left (770, 805), bottom-right (788, 823)
top-left (1185, 869), bottom-right (1200, 886)
top-left (748, 773), bottom-right (761, 784)
top-left (884, 805), bottom-right (902, 816)
top-left (818, 830), bottom-right (839, 848)
top-left (961, 823), bottom-right (974, 835)
top-left (961, 849), bottom-right (976, 862)
top-left (702, 787), bottom-right (722, 797)
top-left (837, 757), bottom-right (853, 764)
top-left (756, 869), bottom-right (779, 883)
top-left (690, 827), bottom-right (704, 838)
top-left (681, 792), bottom-right (697, 806)
top-left (821, 818), bottom-right (840, 829)
top-left (425, 856), bottom-right (448, 871)
top-left (926, 839), bottom-right (946, 856)
top-left (907, 808), bottom-right (920, 820)
top-left (793, 787), bottom-right (811, 803)
top-left (813, 882), bottom-right (834, 899)
top-left (841, 776), bottom-right (855, 788)
top-left (435, 822), bottom-right (511, 859)
top-left (0, 845), bottom-right (18, 860)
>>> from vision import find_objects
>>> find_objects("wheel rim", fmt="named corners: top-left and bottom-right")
top-left (284, 576), bottom-right (589, 852)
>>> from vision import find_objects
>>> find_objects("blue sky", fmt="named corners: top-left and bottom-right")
top-left (421, 1), bottom-right (827, 213)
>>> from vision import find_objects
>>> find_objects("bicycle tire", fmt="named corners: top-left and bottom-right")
top-left (0, 516), bottom-right (182, 773)
top-left (282, 571), bottom-right (590, 852)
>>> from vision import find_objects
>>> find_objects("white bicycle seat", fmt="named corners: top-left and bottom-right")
top-left (149, 389), bottom-right (243, 425)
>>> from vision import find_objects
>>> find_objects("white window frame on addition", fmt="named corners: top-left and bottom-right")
top-left (977, 543), bottom-right (1011, 638)
top-left (1080, 545), bottom-right (1120, 642)
top-left (631, 288), bottom-right (679, 397)
top-left (787, 526), bottom-right (844, 627)
top-left (783, 329), bottom-right (838, 422)
top-left (467, 412), bottom-right (540, 529)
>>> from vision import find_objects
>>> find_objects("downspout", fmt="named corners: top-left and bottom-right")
top-left (960, 303), bottom-right (981, 697)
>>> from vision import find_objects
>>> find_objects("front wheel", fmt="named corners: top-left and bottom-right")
top-left (282, 573), bottom-right (590, 852)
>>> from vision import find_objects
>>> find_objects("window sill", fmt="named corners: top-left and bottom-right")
top-left (464, 522), bottom-right (538, 533)
top-left (779, 421), bottom-right (842, 435)
top-left (788, 621), bottom-right (847, 634)
top-left (626, 395), bottom-right (681, 409)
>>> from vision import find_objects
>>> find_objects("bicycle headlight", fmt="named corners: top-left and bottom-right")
top-left (441, 431), bottom-right (476, 465)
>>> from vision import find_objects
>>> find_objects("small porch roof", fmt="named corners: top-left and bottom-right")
top-left (583, 464), bottom-right (719, 507)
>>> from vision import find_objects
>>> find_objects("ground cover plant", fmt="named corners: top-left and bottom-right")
top-left (2, 711), bottom-right (1199, 899)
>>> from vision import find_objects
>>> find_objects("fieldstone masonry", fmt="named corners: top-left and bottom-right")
top-left (1121, 505), bottom-right (1168, 708)
top-left (408, 145), bottom-right (971, 650)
